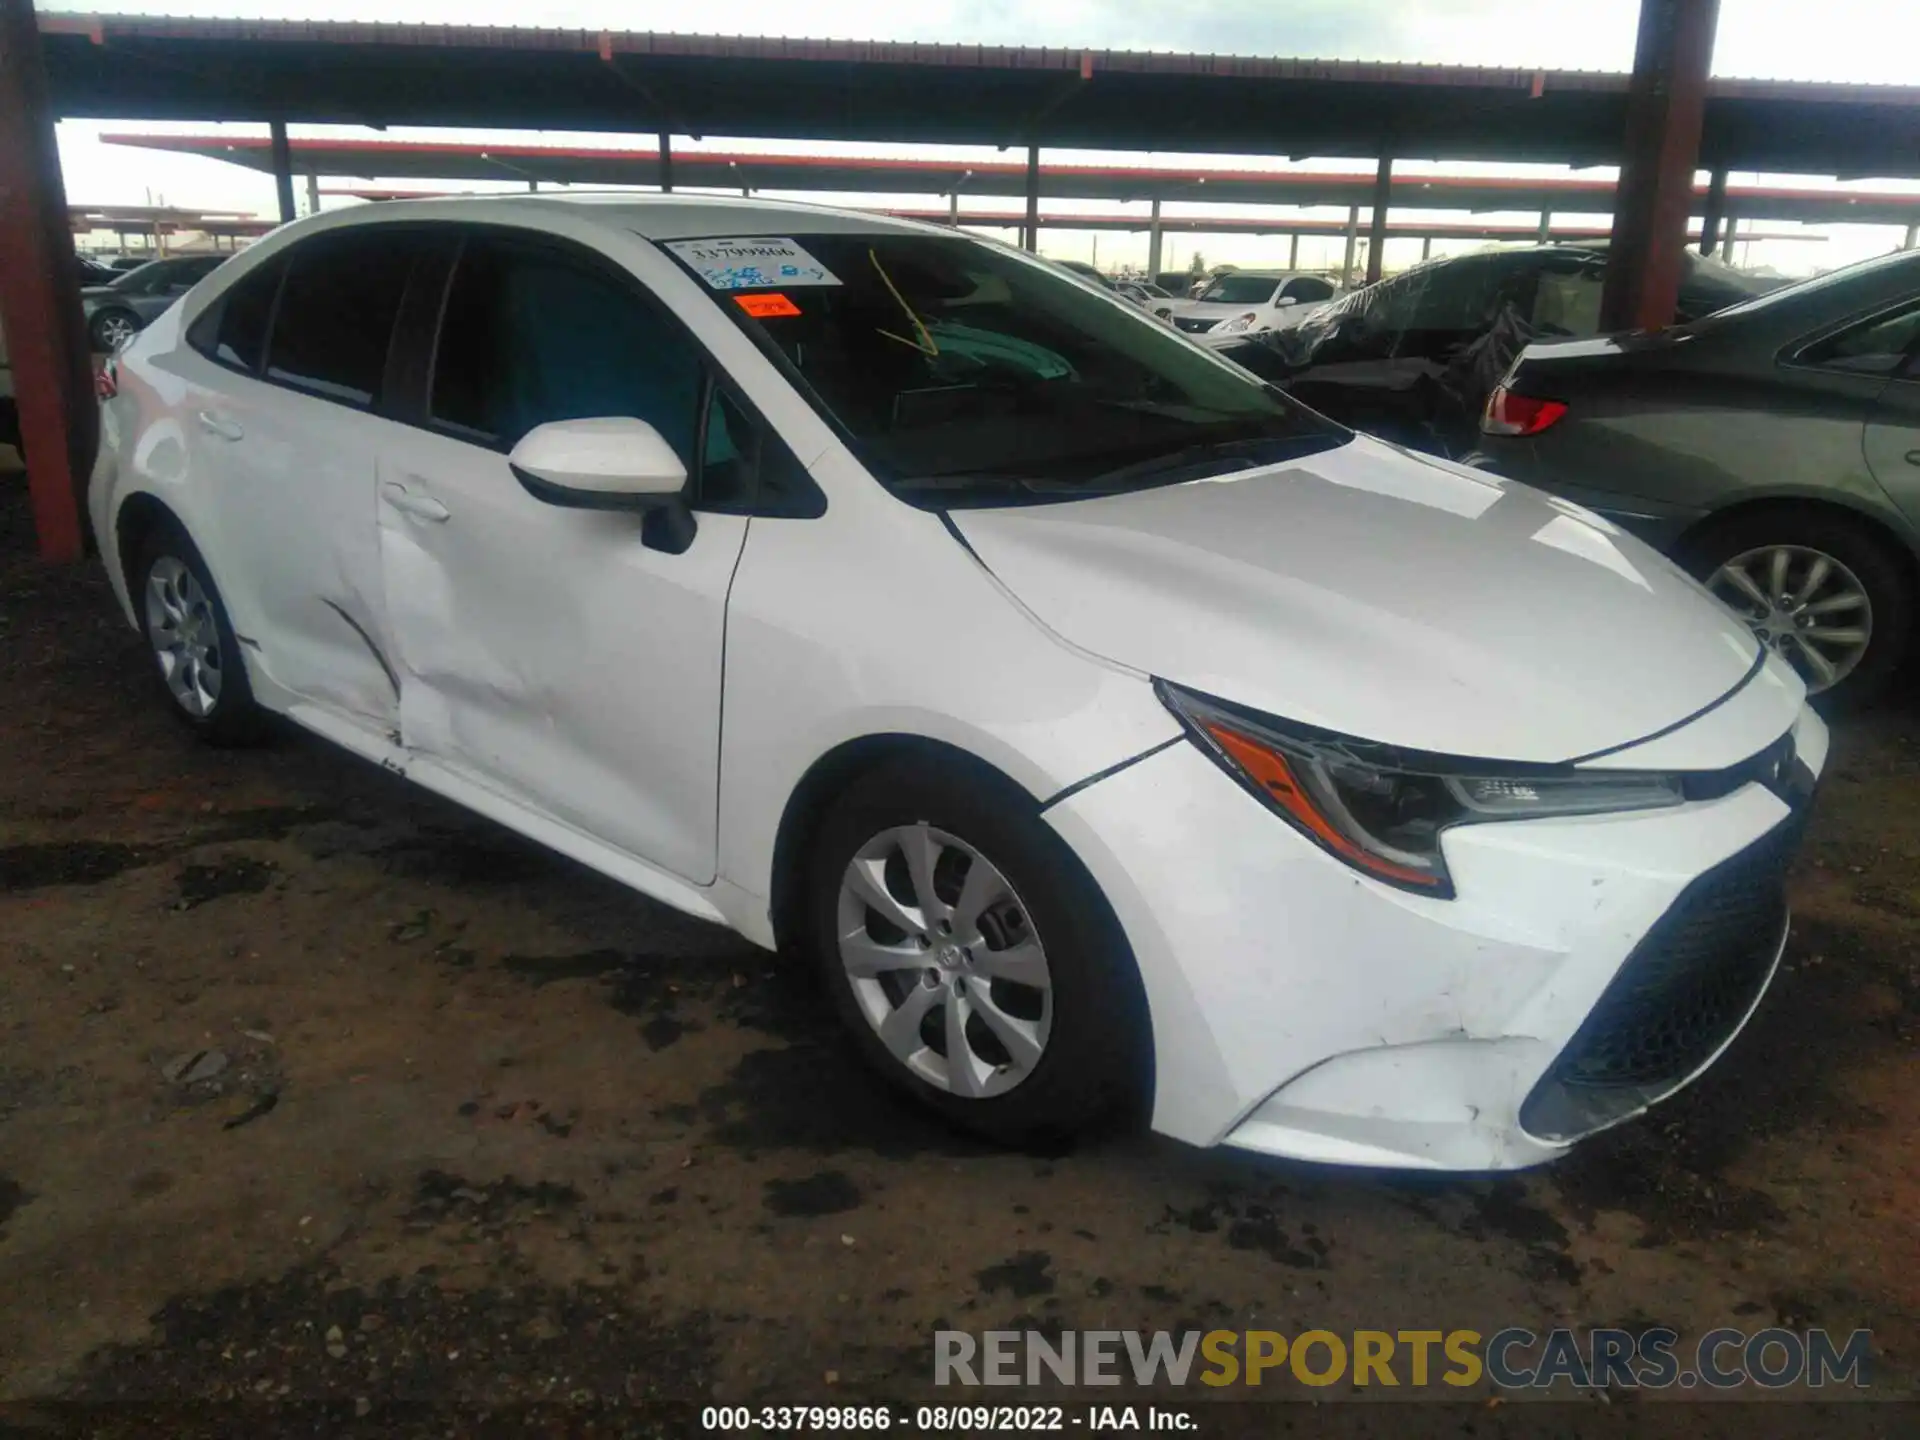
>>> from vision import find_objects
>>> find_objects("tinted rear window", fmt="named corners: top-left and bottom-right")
top-left (264, 233), bottom-right (419, 407)
top-left (188, 258), bottom-right (283, 373)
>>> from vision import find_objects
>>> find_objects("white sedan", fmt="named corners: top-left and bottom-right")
top-left (91, 195), bottom-right (1824, 1170)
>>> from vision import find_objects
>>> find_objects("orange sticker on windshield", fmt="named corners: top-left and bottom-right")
top-left (734, 293), bottom-right (802, 318)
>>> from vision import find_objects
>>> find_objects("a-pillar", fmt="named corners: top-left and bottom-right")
top-left (1598, 0), bottom-right (1721, 331)
top-left (269, 119), bottom-right (295, 224)
top-left (1698, 167), bottom-right (1727, 253)
top-left (0, 0), bottom-right (95, 560)
top-left (1023, 144), bottom-right (1041, 252)
top-left (1365, 154), bottom-right (1391, 284)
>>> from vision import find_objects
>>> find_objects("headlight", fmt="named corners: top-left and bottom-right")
top-left (1157, 682), bottom-right (1683, 897)
top-left (1216, 312), bottom-right (1260, 333)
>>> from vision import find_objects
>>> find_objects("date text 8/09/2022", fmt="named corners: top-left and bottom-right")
top-left (701, 1405), bottom-right (1193, 1431)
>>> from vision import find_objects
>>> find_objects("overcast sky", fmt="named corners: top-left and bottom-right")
top-left (46, 0), bottom-right (1920, 275)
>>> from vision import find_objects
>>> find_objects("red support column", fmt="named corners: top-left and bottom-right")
top-left (1599, 0), bottom-right (1721, 333)
top-left (0, 0), bottom-right (94, 561)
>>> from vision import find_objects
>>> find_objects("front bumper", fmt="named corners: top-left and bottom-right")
top-left (1044, 705), bottom-right (1826, 1171)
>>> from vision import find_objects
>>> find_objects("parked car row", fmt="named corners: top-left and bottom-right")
top-left (92, 195), bottom-right (1824, 1172)
top-left (1206, 241), bottom-right (1920, 709)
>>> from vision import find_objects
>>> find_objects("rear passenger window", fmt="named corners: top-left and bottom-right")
top-left (1801, 305), bottom-right (1920, 378)
top-left (263, 233), bottom-right (418, 407)
top-left (187, 258), bottom-right (283, 374)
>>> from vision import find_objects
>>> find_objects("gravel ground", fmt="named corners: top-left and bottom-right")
top-left (0, 474), bottom-right (1915, 1438)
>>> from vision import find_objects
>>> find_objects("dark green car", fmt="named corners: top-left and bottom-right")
top-left (1473, 248), bottom-right (1920, 708)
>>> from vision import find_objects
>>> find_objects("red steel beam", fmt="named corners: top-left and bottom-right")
top-left (0, 0), bottom-right (94, 561)
top-left (1600, 0), bottom-right (1720, 332)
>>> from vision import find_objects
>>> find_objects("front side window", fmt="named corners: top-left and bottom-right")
top-left (1799, 303), bottom-right (1920, 378)
top-left (265, 232), bottom-right (419, 407)
top-left (431, 236), bottom-right (704, 458)
top-left (676, 232), bottom-right (1345, 508)
top-left (1283, 277), bottom-right (1335, 304)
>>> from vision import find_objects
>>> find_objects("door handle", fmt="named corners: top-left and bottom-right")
top-left (382, 480), bottom-right (449, 523)
top-left (1904, 450), bottom-right (1920, 467)
top-left (195, 410), bottom-right (243, 442)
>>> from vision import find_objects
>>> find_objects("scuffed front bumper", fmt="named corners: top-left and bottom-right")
top-left (1044, 705), bottom-right (1826, 1172)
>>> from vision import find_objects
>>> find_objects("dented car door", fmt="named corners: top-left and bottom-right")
top-left (376, 229), bottom-right (747, 885)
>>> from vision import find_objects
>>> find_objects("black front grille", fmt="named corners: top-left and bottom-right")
top-left (1174, 315), bottom-right (1218, 333)
top-left (1520, 817), bottom-right (1801, 1142)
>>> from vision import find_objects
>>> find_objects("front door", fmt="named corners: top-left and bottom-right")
top-left (377, 231), bottom-right (749, 884)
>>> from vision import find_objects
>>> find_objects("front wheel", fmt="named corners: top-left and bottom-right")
top-left (1685, 510), bottom-right (1912, 710)
top-left (135, 523), bottom-right (268, 745)
top-left (808, 761), bottom-right (1150, 1149)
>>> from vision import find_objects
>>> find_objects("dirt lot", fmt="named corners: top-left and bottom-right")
top-left (1, 474), bottom-right (1916, 1438)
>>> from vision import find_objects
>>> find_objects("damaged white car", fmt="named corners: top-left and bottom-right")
top-left (93, 196), bottom-right (1824, 1170)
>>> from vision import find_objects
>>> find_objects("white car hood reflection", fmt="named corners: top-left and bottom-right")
top-left (949, 436), bottom-right (1765, 764)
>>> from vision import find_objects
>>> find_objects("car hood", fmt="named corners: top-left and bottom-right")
top-left (949, 437), bottom-right (1765, 764)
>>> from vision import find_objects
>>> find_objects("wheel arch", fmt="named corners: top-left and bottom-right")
top-left (114, 490), bottom-right (186, 613)
top-left (767, 733), bottom-right (1041, 955)
top-left (1677, 491), bottom-right (1920, 572)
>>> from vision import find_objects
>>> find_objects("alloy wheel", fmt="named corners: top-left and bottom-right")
top-left (144, 556), bottom-right (223, 717)
top-left (98, 313), bottom-right (138, 352)
top-left (1708, 544), bottom-right (1871, 694)
top-left (836, 822), bottom-right (1053, 1099)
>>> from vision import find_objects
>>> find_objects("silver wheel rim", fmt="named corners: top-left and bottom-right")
top-left (1709, 544), bottom-right (1872, 695)
top-left (99, 314), bottom-right (137, 351)
top-left (836, 823), bottom-right (1053, 1099)
top-left (143, 556), bottom-right (223, 717)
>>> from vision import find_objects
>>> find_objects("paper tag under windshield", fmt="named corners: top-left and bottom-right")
top-left (665, 237), bottom-right (841, 291)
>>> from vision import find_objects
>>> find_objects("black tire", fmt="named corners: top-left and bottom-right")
top-left (1680, 508), bottom-right (1913, 713)
top-left (90, 307), bottom-right (141, 354)
top-left (133, 521), bottom-right (269, 746)
top-left (808, 759), bottom-right (1151, 1150)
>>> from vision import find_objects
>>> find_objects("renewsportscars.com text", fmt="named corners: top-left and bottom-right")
top-left (935, 1327), bottom-right (1872, 1391)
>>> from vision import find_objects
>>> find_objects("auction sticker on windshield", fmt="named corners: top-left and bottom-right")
top-left (665, 238), bottom-right (841, 290)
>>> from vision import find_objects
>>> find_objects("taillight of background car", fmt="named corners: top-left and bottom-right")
top-left (1481, 384), bottom-right (1567, 436)
top-left (94, 356), bottom-right (118, 400)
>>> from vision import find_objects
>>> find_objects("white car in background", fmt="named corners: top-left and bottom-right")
top-left (92, 195), bottom-right (1824, 1171)
top-left (1159, 269), bottom-right (1341, 337)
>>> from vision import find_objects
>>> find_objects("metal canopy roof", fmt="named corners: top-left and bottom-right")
top-left (40, 15), bottom-right (1920, 176)
top-left (103, 133), bottom-right (1920, 226)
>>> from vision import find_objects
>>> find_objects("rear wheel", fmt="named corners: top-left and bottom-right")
top-left (91, 308), bottom-right (140, 353)
top-left (1685, 509), bottom-right (1912, 710)
top-left (808, 761), bottom-right (1150, 1149)
top-left (135, 522), bottom-right (268, 745)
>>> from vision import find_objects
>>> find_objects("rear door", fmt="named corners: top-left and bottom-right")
top-left (375, 229), bottom-right (757, 883)
top-left (179, 227), bottom-right (436, 730)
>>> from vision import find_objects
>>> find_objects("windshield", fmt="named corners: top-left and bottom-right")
top-left (1198, 274), bottom-right (1283, 305)
top-left (669, 231), bottom-right (1346, 507)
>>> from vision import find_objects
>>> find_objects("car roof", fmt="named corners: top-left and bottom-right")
top-left (291, 191), bottom-right (946, 243)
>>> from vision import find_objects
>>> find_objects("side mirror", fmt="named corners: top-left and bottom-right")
top-left (509, 417), bottom-right (698, 552)
top-left (1274, 294), bottom-right (1298, 308)
top-left (509, 417), bottom-right (687, 510)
